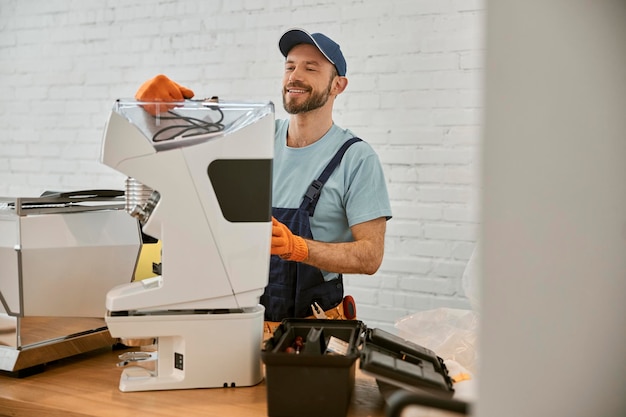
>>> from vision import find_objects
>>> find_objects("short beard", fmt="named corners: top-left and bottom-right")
top-left (282, 79), bottom-right (333, 115)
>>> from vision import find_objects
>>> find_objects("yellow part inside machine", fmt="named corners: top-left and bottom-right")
top-left (134, 241), bottom-right (161, 281)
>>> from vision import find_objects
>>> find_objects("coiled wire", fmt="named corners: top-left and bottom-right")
top-left (151, 107), bottom-right (225, 142)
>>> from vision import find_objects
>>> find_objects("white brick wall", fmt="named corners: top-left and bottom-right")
top-left (0, 0), bottom-right (484, 331)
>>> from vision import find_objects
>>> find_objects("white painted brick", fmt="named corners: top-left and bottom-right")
top-left (443, 206), bottom-right (480, 223)
top-left (433, 108), bottom-right (481, 126)
top-left (28, 143), bottom-right (63, 158)
top-left (399, 275), bottom-right (457, 296)
top-left (415, 166), bottom-right (445, 183)
top-left (451, 241), bottom-right (476, 261)
top-left (452, 0), bottom-right (484, 12)
top-left (76, 160), bottom-right (112, 175)
top-left (381, 256), bottom-right (433, 274)
top-left (9, 157), bottom-right (42, 172)
top-left (376, 148), bottom-right (416, 165)
top-left (432, 69), bottom-right (483, 89)
top-left (379, 72), bottom-right (436, 92)
top-left (402, 239), bottom-right (452, 258)
top-left (62, 171), bottom-right (108, 188)
top-left (358, 304), bottom-right (415, 327)
top-left (379, 91), bottom-right (431, 111)
top-left (344, 93), bottom-right (381, 110)
top-left (61, 143), bottom-right (100, 160)
top-left (344, 273), bottom-right (387, 289)
top-left (444, 125), bottom-right (482, 145)
top-left (416, 149), bottom-right (474, 165)
top-left (418, 186), bottom-right (474, 204)
top-left (430, 89), bottom-right (483, 109)
top-left (387, 165), bottom-right (418, 183)
top-left (432, 260), bottom-right (467, 279)
top-left (386, 183), bottom-right (419, 202)
top-left (377, 274), bottom-right (401, 290)
top-left (387, 127), bottom-right (444, 146)
top-left (341, 73), bottom-right (378, 93)
top-left (398, 0), bottom-right (454, 15)
top-left (460, 50), bottom-right (485, 70)
top-left (344, 287), bottom-right (379, 305)
top-left (41, 158), bottom-right (79, 173)
top-left (4, 143), bottom-right (28, 156)
top-left (386, 220), bottom-right (423, 238)
top-left (4, 129), bottom-right (39, 142)
top-left (422, 31), bottom-right (482, 54)
top-left (27, 172), bottom-right (63, 189)
top-left (382, 109), bottom-right (433, 129)
top-left (391, 202), bottom-right (442, 221)
top-left (430, 296), bottom-right (471, 311)
top-left (424, 223), bottom-right (479, 241)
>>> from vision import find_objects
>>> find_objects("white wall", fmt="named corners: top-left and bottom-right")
top-left (0, 0), bottom-right (484, 330)
top-left (479, 0), bottom-right (626, 416)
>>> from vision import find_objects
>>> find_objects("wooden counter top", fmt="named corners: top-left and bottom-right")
top-left (0, 346), bottom-right (387, 417)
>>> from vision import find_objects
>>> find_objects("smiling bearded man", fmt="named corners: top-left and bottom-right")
top-left (261, 29), bottom-right (392, 324)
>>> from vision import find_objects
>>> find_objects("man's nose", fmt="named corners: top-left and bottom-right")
top-left (288, 66), bottom-right (303, 82)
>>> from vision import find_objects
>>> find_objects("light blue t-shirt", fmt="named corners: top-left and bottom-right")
top-left (273, 119), bottom-right (392, 280)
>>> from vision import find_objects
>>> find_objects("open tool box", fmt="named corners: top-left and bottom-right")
top-left (262, 319), bottom-right (455, 417)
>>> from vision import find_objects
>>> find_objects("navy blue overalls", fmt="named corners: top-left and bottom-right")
top-left (261, 137), bottom-right (363, 322)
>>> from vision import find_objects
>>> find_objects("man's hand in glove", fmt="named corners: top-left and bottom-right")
top-left (271, 217), bottom-right (308, 262)
top-left (135, 74), bottom-right (195, 115)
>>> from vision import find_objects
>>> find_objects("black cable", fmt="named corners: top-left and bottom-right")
top-left (151, 107), bottom-right (225, 142)
top-left (385, 389), bottom-right (471, 417)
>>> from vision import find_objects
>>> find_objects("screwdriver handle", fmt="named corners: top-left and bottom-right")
top-left (342, 295), bottom-right (357, 319)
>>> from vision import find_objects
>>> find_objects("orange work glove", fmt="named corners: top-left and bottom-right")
top-left (271, 217), bottom-right (308, 262)
top-left (135, 74), bottom-right (195, 115)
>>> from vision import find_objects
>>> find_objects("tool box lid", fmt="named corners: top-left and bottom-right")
top-left (358, 326), bottom-right (456, 398)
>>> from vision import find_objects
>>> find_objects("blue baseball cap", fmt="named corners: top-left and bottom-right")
top-left (279, 28), bottom-right (347, 76)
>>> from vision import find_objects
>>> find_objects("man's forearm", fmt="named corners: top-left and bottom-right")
top-left (303, 239), bottom-right (383, 275)
top-left (301, 217), bottom-right (387, 275)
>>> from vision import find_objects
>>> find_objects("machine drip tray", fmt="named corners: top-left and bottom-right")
top-left (0, 316), bottom-right (117, 376)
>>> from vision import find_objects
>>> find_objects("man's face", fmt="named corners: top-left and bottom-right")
top-left (282, 43), bottom-right (337, 114)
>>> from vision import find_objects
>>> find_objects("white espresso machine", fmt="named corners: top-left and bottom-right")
top-left (100, 98), bottom-right (274, 392)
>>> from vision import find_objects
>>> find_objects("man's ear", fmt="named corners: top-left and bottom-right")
top-left (332, 76), bottom-right (348, 96)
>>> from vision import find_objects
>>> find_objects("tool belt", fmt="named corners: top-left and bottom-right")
top-left (263, 301), bottom-right (351, 337)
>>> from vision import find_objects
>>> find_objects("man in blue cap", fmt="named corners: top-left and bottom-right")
top-left (135, 28), bottom-right (392, 324)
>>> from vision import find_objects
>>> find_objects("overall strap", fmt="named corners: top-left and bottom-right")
top-left (300, 137), bottom-right (363, 215)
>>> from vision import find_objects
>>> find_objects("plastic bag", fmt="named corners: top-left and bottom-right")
top-left (461, 241), bottom-right (482, 313)
top-left (394, 307), bottom-right (479, 375)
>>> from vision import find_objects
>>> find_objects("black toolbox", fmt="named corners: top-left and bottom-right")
top-left (262, 319), bottom-right (455, 417)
